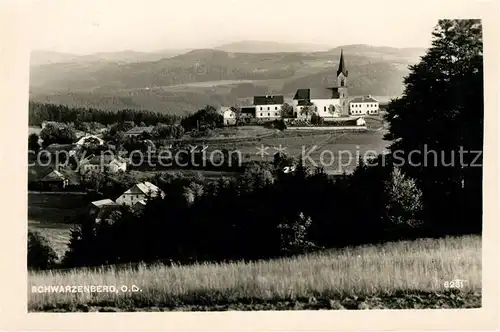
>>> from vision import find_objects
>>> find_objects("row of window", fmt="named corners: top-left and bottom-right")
top-left (351, 103), bottom-right (378, 108)
top-left (259, 106), bottom-right (280, 111)
top-left (259, 112), bottom-right (280, 117)
top-left (351, 110), bottom-right (379, 114)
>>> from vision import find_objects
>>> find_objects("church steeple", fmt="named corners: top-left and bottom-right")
top-left (337, 49), bottom-right (348, 77)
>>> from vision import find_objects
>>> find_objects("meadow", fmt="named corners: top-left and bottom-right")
top-left (28, 235), bottom-right (481, 311)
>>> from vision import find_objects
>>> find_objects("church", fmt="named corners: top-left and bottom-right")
top-left (292, 50), bottom-right (349, 119)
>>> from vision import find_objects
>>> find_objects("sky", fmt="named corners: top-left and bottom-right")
top-left (28, 0), bottom-right (471, 54)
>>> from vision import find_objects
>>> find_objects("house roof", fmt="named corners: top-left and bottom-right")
top-left (253, 95), bottom-right (284, 105)
top-left (310, 87), bottom-right (340, 99)
top-left (122, 181), bottom-right (164, 197)
top-left (76, 135), bottom-right (104, 145)
top-left (45, 143), bottom-right (76, 153)
top-left (293, 89), bottom-right (310, 100)
top-left (350, 96), bottom-right (379, 103)
top-left (124, 126), bottom-right (155, 135)
top-left (41, 170), bottom-right (66, 182)
top-left (294, 87), bottom-right (340, 101)
top-left (91, 199), bottom-right (118, 207)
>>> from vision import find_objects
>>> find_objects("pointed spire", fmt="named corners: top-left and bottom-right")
top-left (337, 49), bottom-right (348, 77)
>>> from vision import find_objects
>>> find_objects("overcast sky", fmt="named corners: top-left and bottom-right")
top-left (29, 0), bottom-right (473, 54)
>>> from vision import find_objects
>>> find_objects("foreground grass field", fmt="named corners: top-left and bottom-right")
top-left (28, 235), bottom-right (481, 311)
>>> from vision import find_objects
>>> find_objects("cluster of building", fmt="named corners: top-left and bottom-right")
top-left (88, 181), bottom-right (165, 222)
top-left (219, 50), bottom-right (380, 125)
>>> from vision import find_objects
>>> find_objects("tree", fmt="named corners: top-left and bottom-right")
top-left (40, 123), bottom-right (77, 147)
top-left (28, 133), bottom-right (40, 152)
top-left (82, 170), bottom-right (106, 192)
top-left (281, 103), bottom-right (294, 118)
top-left (28, 230), bottom-right (58, 270)
top-left (384, 19), bottom-right (483, 234)
top-left (230, 106), bottom-right (242, 125)
top-left (277, 212), bottom-right (317, 255)
top-left (82, 137), bottom-right (102, 154)
top-left (384, 167), bottom-right (424, 229)
top-left (300, 105), bottom-right (316, 120)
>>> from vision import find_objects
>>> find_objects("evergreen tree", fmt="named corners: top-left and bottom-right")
top-left (384, 19), bottom-right (483, 234)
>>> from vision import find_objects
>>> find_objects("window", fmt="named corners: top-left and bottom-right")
top-left (267, 113), bottom-right (270, 116)
top-left (260, 113), bottom-right (262, 116)
top-left (275, 112), bottom-right (279, 116)
top-left (324, 106), bottom-right (326, 112)
top-left (260, 107), bottom-right (263, 110)
top-left (275, 107), bottom-right (278, 110)
top-left (267, 107), bottom-right (270, 111)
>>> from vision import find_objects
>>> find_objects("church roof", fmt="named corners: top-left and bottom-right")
top-left (294, 88), bottom-right (340, 100)
top-left (337, 49), bottom-right (348, 77)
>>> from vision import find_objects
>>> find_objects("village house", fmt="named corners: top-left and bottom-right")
top-left (124, 126), bottom-right (155, 138)
top-left (349, 95), bottom-right (380, 116)
top-left (253, 95), bottom-right (284, 121)
top-left (240, 106), bottom-right (256, 120)
top-left (39, 170), bottom-right (69, 190)
top-left (293, 50), bottom-right (350, 119)
top-left (79, 154), bottom-right (127, 175)
top-left (88, 199), bottom-right (120, 223)
top-left (75, 134), bottom-right (105, 146)
top-left (218, 107), bottom-right (237, 126)
top-left (115, 181), bottom-right (165, 207)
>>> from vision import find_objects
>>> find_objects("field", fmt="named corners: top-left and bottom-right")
top-left (28, 221), bottom-right (73, 260)
top-left (28, 235), bottom-right (481, 311)
top-left (200, 118), bottom-right (389, 174)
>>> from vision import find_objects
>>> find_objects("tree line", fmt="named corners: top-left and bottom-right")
top-left (29, 102), bottom-right (180, 127)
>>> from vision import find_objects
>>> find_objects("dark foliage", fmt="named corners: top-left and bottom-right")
top-left (384, 19), bottom-right (483, 235)
top-left (28, 230), bottom-right (58, 270)
top-left (29, 102), bottom-right (180, 127)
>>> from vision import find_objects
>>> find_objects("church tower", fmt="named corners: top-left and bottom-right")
top-left (336, 49), bottom-right (349, 116)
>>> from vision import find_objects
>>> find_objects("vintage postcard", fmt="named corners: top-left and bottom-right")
top-left (0, 0), bottom-right (498, 330)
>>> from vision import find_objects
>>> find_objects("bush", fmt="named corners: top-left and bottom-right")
top-left (384, 167), bottom-right (424, 229)
top-left (28, 230), bottom-right (58, 270)
top-left (277, 212), bottom-right (317, 255)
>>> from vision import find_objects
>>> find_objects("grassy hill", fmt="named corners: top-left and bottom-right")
top-left (28, 235), bottom-right (481, 311)
top-left (29, 45), bottom-right (426, 114)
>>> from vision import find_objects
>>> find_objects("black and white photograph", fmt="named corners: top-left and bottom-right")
top-left (0, 0), bottom-right (497, 326)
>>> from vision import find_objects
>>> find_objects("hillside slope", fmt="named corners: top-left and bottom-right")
top-left (29, 45), bottom-right (426, 114)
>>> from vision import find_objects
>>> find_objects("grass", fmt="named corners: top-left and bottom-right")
top-left (28, 235), bottom-right (481, 311)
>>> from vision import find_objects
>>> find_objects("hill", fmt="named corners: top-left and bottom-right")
top-left (30, 49), bottom-right (190, 66)
top-left (214, 40), bottom-right (331, 53)
top-left (29, 45), bottom-right (427, 114)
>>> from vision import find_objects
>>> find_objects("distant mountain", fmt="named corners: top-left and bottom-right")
top-left (214, 40), bottom-right (331, 53)
top-left (29, 45), bottom-right (427, 114)
top-left (30, 48), bottom-right (191, 66)
top-left (30, 51), bottom-right (80, 66)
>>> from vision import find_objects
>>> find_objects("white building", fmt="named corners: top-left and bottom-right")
top-left (292, 88), bottom-right (344, 119)
top-left (79, 155), bottom-right (127, 175)
top-left (292, 50), bottom-right (350, 119)
top-left (349, 96), bottom-right (379, 116)
top-left (218, 107), bottom-right (236, 126)
top-left (115, 181), bottom-right (165, 206)
top-left (254, 95), bottom-right (284, 121)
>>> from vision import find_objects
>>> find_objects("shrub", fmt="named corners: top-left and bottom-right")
top-left (28, 230), bottom-right (58, 270)
top-left (384, 167), bottom-right (424, 229)
top-left (277, 212), bottom-right (317, 255)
